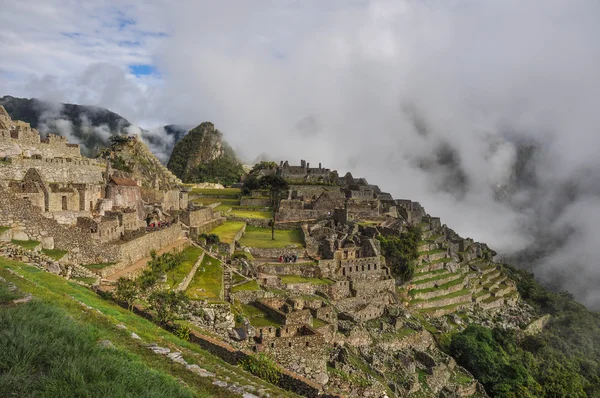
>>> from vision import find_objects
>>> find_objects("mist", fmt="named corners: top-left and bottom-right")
top-left (4, 0), bottom-right (600, 308)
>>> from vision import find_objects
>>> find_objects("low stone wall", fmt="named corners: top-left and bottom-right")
top-left (240, 197), bottom-right (271, 207)
top-left (246, 247), bottom-right (307, 259)
top-left (285, 282), bottom-right (317, 295)
top-left (115, 224), bottom-right (184, 267)
top-left (258, 263), bottom-right (321, 278)
top-left (411, 272), bottom-right (462, 290)
top-left (254, 300), bottom-right (287, 324)
top-left (118, 301), bottom-right (325, 397)
top-left (194, 218), bottom-right (224, 235)
top-left (411, 281), bottom-right (465, 301)
top-left (377, 329), bottom-right (436, 352)
top-left (230, 289), bottom-right (276, 304)
top-left (413, 291), bottom-right (471, 309)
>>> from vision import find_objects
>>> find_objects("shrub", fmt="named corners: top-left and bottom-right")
top-left (174, 324), bottom-right (191, 341)
top-left (377, 225), bottom-right (421, 282)
top-left (239, 353), bottom-right (281, 384)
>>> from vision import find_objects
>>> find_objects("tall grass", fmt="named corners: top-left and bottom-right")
top-left (0, 301), bottom-right (196, 397)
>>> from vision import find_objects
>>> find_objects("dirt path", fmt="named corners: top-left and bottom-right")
top-left (106, 238), bottom-right (189, 281)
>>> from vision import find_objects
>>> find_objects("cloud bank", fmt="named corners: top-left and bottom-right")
top-left (2, 0), bottom-right (600, 308)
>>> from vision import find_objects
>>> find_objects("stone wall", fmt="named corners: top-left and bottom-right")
top-left (115, 224), bottom-right (183, 266)
top-left (321, 280), bottom-right (352, 300)
top-left (229, 289), bottom-right (276, 304)
top-left (240, 197), bottom-right (271, 207)
top-left (246, 247), bottom-right (307, 259)
top-left (257, 263), bottom-right (321, 278)
top-left (339, 256), bottom-right (384, 280)
top-left (0, 157), bottom-right (104, 184)
top-left (0, 190), bottom-right (120, 264)
top-left (351, 279), bottom-right (395, 298)
top-left (180, 207), bottom-right (214, 227)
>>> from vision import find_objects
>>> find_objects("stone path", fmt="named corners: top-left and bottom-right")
top-left (175, 252), bottom-right (205, 292)
top-left (106, 238), bottom-right (189, 281)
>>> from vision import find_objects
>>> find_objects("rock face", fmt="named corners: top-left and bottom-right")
top-left (167, 122), bottom-right (242, 183)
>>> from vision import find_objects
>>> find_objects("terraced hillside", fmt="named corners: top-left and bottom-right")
top-left (403, 222), bottom-right (518, 318)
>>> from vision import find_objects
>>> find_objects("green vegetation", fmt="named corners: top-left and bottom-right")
top-left (445, 264), bottom-right (600, 397)
top-left (11, 239), bottom-right (40, 250)
top-left (229, 209), bottom-right (274, 219)
top-left (0, 258), bottom-right (295, 397)
top-left (240, 304), bottom-right (281, 327)
top-left (0, 301), bottom-right (197, 398)
top-left (239, 226), bottom-right (303, 248)
top-left (377, 225), bottom-right (421, 282)
top-left (192, 197), bottom-right (240, 205)
top-left (167, 123), bottom-right (244, 184)
top-left (409, 276), bottom-right (465, 296)
top-left (0, 226), bottom-right (9, 234)
top-left (71, 276), bottom-right (98, 285)
top-left (41, 248), bottom-right (68, 260)
top-left (165, 246), bottom-right (203, 287)
top-left (186, 255), bottom-right (223, 299)
top-left (231, 280), bottom-right (260, 292)
top-left (239, 353), bottom-right (281, 384)
top-left (192, 188), bottom-right (242, 197)
top-left (312, 318), bottom-right (329, 328)
top-left (279, 275), bottom-right (333, 285)
top-left (209, 221), bottom-right (246, 244)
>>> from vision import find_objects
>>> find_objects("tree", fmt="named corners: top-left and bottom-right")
top-left (377, 225), bottom-right (421, 282)
top-left (148, 290), bottom-right (189, 325)
top-left (258, 175), bottom-right (289, 228)
top-left (114, 277), bottom-right (138, 311)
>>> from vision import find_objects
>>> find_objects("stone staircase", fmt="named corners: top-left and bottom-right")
top-left (223, 268), bottom-right (232, 302)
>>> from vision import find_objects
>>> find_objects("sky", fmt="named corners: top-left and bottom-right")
top-left (2, 0), bottom-right (600, 308)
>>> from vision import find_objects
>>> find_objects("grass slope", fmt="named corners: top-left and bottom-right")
top-left (0, 301), bottom-right (196, 398)
top-left (164, 246), bottom-right (203, 288)
top-left (0, 258), bottom-right (297, 397)
top-left (209, 221), bottom-right (246, 244)
top-left (186, 254), bottom-right (223, 299)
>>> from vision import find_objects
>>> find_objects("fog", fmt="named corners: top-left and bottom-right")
top-left (3, 0), bottom-right (600, 308)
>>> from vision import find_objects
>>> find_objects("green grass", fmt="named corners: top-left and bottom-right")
top-left (312, 318), bottom-right (329, 328)
top-left (84, 262), bottom-right (116, 270)
top-left (409, 275), bottom-right (465, 295)
top-left (192, 197), bottom-right (240, 205)
top-left (411, 288), bottom-right (472, 305)
top-left (71, 276), bottom-right (99, 285)
top-left (0, 301), bottom-right (198, 398)
top-left (240, 304), bottom-right (281, 327)
top-left (231, 280), bottom-right (260, 292)
top-left (209, 221), bottom-right (246, 244)
top-left (41, 248), bottom-right (68, 260)
top-left (186, 254), bottom-right (222, 299)
top-left (165, 246), bottom-right (203, 288)
top-left (0, 258), bottom-right (296, 397)
top-left (0, 226), bottom-right (9, 234)
top-left (229, 209), bottom-right (274, 219)
top-left (238, 226), bottom-right (304, 249)
top-left (232, 273), bottom-right (246, 284)
top-left (430, 257), bottom-right (452, 264)
top-left (214, 204), bottom-right (232, 212)
top-left (279, 275), bottom-right (333, 285)
top-left (192, 188), bottom-right (241, 197)
top-left (412, 271), bottom-right (453, 286)
top-left (11, 239), bottom-right (40, 250)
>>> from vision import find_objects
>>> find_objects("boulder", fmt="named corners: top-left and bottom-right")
top-left (40, 236), bottom-right (54, 250)
top-left (315, 372), bottom-right (329, 385)
top-left (46, 262), bottom-right (61, 275)
top-left (98, 340), bottom-right (115, 349)
top-left (12, 231), bottom-right (29, 241)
